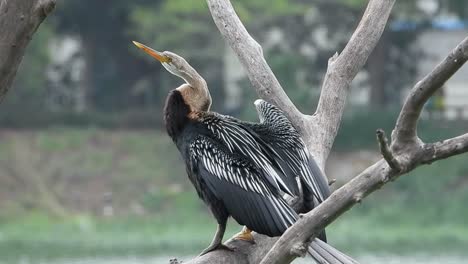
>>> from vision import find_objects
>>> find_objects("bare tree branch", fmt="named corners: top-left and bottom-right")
top-left (422, 133), bottom-right (468, 164)
top-left (308, 0), bottom-right (396, 167)
top-left (178, 247), bottom-right (248, 264)
top-left (393, 37), bottom-right (468, 146)
top-left (0, 0), bottom-right (56, 101)
top-left (183, 235), bottom-right (279, 264)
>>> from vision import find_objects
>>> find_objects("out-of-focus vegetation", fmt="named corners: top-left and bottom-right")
top-left (4, 0), bottom-right (468, 125)
top-left (0, 126), bottom-right (467, 261)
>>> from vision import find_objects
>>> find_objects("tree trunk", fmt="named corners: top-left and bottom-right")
top-left (0, 0), bottom-right (56, 101)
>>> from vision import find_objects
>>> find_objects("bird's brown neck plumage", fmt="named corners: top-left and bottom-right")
top-left (174, 64), bottom-right (211, 113)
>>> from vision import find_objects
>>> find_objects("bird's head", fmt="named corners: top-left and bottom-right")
top-left (133, 41), bottom-right (211, 112)
top-left (133, 41), bottom-right (188, 79)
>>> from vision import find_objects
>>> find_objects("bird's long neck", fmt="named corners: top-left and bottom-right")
top-left (176, 63), bottom-right (212, 112)
top-left (182, 67), bottom-right (208, 94)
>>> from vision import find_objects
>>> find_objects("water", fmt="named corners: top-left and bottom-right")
top-left (4, 255), bottom-right (467, 264)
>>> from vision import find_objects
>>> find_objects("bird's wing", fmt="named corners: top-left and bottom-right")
top-left (202, 114), bottom-right (298, 196)
top-left (276, 136), bottom-right (331, 203)
top-left (249, 101), bottom-right (331, 204)
top-left (189, 135), bottom-right (297, 236)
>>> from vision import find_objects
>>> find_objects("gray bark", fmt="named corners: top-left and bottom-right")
top-left (177, 1), bottom-right (468, 264)
top-left (0, 0), bottom-right (56, 101)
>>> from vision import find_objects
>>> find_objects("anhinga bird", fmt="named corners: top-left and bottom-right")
top-left (133, 41), bottom-right (357, 264)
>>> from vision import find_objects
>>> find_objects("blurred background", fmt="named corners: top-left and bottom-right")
top-left (1, 0), bottom-right (468, 263)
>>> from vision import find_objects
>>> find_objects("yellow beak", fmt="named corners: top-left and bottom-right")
top-left (132, 41), bottom-right (171, 63)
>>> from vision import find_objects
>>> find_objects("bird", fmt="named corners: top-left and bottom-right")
top-left (132, 41), bottom-right (357, 263)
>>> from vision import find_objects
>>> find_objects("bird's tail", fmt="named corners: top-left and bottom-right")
top-left (308, 238), bottom-right (359, 264)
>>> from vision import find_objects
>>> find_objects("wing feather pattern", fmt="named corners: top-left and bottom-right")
top-left (202, 114), bottom-right (299, 197)
top-left (251, 101), bottom-right (331, 206)
top-left (190, 136), bottom-right (296, 236)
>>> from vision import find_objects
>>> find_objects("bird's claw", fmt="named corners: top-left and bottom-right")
top-left (232, 227), bottom-right (255, 244)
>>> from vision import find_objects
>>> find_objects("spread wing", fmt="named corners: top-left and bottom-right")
top-left (202, 114), bottom-right (299, 196)
top-left (250, 100), bottom-right (331, 205)
top-left (189, 135), bottom-right (297, 236)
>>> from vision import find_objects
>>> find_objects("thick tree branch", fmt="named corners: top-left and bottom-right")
top-left (308, 0), bottom-right (396, 167)
top-left (0, 0), bottom-right (56, 101)
top-left (393, 37), bottom-right (468, 146)
top-left (183, 235), bottom-right (279, 264)
top-left (206, 0), bottom-right (303, 124)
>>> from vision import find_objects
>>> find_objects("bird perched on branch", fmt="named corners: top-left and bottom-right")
top-left (133, 41), bottom-right (357, 264)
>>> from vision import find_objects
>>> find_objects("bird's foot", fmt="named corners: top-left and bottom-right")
top-left (232, 227), bottom-right (255, 243)
top-left (199, 243), bottom-right (232, 256)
